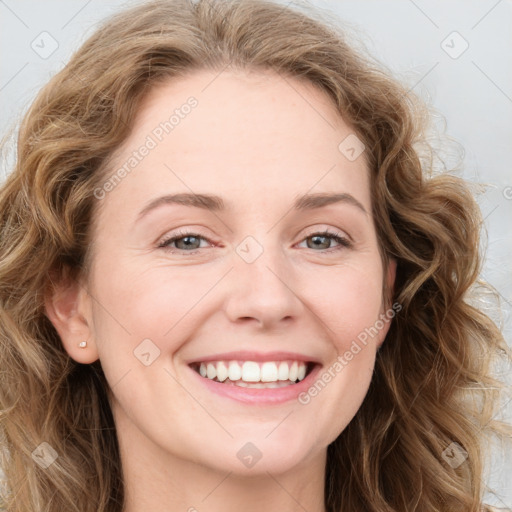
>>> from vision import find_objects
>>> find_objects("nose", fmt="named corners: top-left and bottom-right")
top-left (223, 241), bottom-right (304, 330)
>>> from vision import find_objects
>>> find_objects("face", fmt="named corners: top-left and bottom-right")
top-left (48, 68), bottom-right (395, 477)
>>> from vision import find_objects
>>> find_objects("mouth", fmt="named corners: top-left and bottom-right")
top-left (188, 359), bottom-right (318, 389)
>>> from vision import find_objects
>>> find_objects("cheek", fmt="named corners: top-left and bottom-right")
top-left (89, 242), bottom-right (384, 370)
top-left (296, 266), bottom-right (384, 438)
top-left (89, 260), bottom-right (215, 354)
top-left (90, 250), bottom-right (384, 347)
top-left (87, 264), bottom-right (204, 413)
top-left (301, 262), bottom-right (384, 344)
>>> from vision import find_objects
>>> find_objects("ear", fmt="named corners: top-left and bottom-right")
top-left (44, 268), bottom-right (99, 364)
top-left (376, 257), bottom-right (397, 349)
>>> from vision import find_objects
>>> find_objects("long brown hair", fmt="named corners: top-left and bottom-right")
top-left (0, 0), bottom-right (510, 510)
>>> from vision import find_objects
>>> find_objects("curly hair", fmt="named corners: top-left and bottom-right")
top-left (0, 0), bottom-right (510, 511)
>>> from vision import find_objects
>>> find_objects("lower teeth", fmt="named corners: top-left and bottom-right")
top-left (208, 377), bottom-right (297, 388)
top-left (233, 381), bottom-right (295, 388)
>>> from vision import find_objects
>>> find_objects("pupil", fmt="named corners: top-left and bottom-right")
top-left (178, 236), bottom-right (199, 250)
top-left (309, 235), bottom-right (329, 250)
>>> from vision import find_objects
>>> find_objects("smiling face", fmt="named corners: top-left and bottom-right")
top-left (47, 68), bottom-right (395, 479)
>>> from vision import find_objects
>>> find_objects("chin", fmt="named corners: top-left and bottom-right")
top-left (194, 431), bottom-right (321, 476)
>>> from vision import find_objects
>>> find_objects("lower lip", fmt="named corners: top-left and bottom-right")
top-left (187, 363), bottom-right (322, 405)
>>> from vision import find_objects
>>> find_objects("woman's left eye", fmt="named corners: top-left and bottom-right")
top-left (158, 229), bottom-right (351, 254)
top-left (296, 231), bottom-right (352, 251)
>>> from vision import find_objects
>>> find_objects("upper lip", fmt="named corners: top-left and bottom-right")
top-left (186, 350), bottom-right (322, 365)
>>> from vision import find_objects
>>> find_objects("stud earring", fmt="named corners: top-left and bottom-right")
top-left (78, 341), bottom-right (87, 348)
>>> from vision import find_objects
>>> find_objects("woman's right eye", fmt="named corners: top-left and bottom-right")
top-left (158, 232), bottom-right (213, 253)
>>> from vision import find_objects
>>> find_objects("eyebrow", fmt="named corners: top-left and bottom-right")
top-left (136, 191), bottom-right (368, 221)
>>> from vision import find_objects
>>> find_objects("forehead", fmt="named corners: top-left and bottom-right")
top-left (96, 68), bottom-right (371, 219)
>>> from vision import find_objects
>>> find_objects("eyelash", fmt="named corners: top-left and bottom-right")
top-left (157, 229), bottom-right (352, 254)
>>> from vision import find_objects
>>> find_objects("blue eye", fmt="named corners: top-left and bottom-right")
top-left (158, 231), bottom-right (211, 252)
top-left (158, 229), bottom-right (352, 254)
top-left (298, 231), bottom-right (352, 251)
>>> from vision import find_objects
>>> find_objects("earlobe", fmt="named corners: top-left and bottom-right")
top-left (44, 270), bottom-right (99, 364)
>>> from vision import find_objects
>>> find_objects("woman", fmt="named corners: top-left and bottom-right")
top-left (0, 0), bottom-right (510, 510)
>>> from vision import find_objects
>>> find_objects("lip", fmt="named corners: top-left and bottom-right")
top-left (187, 361), bottom-right (323, 405)
top-left (185, 350), bottom-right (321, 365)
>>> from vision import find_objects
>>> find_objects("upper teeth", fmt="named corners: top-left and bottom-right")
top-left (196, 360), bottom-right (308, 383)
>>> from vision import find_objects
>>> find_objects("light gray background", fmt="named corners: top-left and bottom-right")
top-left (1, 0), bottom-right (511, 506)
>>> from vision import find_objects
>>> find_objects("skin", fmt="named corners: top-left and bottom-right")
top-left (46, 68), bottom-right (396, 512)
